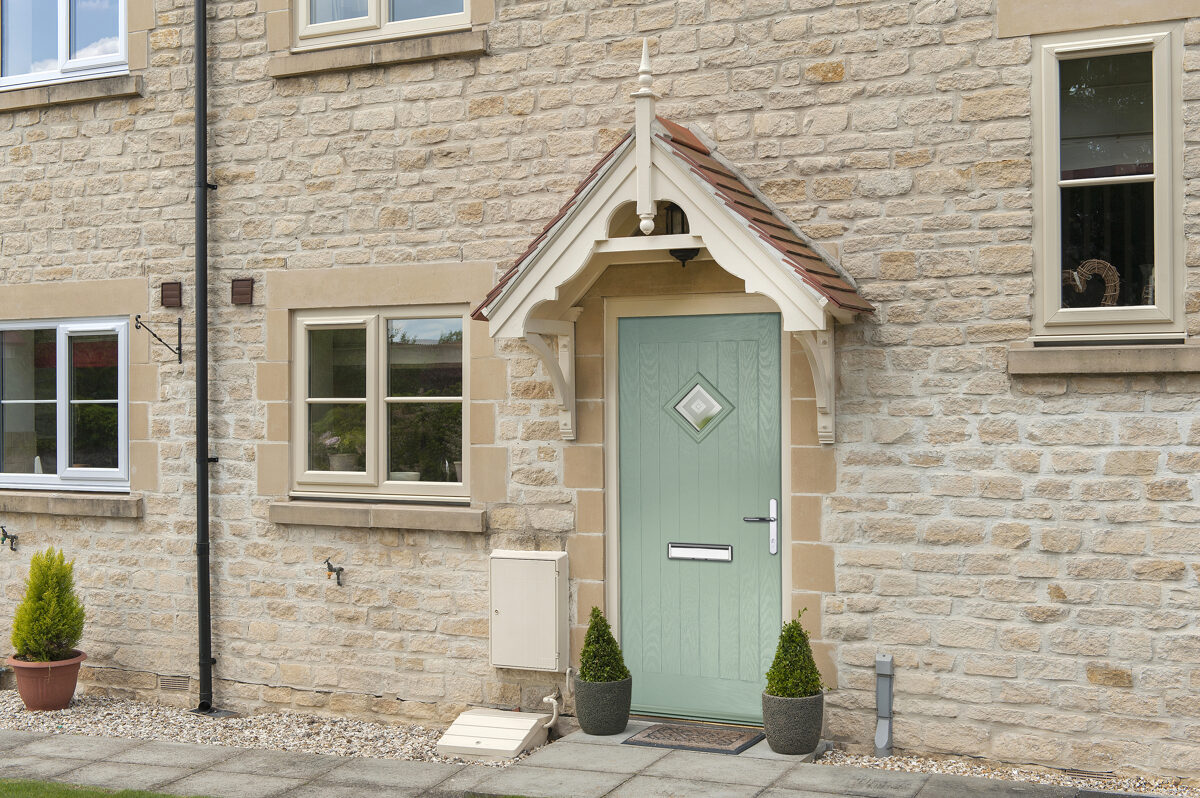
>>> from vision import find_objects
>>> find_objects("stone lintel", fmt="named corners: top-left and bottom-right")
top-left (0, 75), bottom-right (142, 114)
top-left (1008, 342), bottom-right (1200, 376)
top-left (268, 29), bottom-right (486, 79)
top-left (270, 499), bottom-right (486, 533)
top-left (0, 491), bottom-right (143, 519)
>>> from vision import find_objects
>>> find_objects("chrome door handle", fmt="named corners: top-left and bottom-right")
top-left (743, 499), bottom-right (778, 555)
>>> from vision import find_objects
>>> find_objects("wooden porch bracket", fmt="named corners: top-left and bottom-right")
top-left (525, 309), bottom-right (583, 441)
top-left (794, 329), bottom-right (836, 445)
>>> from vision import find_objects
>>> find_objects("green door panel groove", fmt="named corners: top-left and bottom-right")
top-left (619, 313), bottom-right (782, 724)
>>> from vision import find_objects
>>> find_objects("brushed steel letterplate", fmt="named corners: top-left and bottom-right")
top-left (667, 543), bottom-right (733, 562)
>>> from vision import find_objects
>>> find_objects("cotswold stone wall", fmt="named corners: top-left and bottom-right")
top-left (0, 0), bottom-right (1198, 775)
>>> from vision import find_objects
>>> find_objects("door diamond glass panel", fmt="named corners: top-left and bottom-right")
top-left (666, 374), bottom-right (732, 442)
top-left (675, 384), bottom-right (721, 432)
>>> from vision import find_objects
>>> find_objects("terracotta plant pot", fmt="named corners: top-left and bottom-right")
top-left (6, 651), bottom-right (86, 711)
top-left (762, 691), bottom-right (823, 755)
top-left (573, 674), bottom-right (631, 735)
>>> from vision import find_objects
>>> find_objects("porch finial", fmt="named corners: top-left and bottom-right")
top-left (635, 38), bottom-right (653, 93)
top-left (632, 38), bottom-right (657, 235)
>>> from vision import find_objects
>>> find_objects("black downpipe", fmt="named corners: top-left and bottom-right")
top-left (194, 0), bottom-right (215, 714)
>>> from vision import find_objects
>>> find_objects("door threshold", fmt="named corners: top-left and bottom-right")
top-left (630, 713), bottom-right (763, 730)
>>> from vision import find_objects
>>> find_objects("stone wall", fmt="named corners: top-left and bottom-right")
top-left (0, 0), bottom-right (1197, 776)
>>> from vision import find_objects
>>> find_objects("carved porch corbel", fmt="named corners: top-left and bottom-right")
top-left (524, 309), bottom-right (583, 441)
top-left (793, 328), bottom-right (836, 445)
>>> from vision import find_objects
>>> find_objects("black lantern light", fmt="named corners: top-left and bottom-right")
top-left (664, 202), bottom-right (699, 268)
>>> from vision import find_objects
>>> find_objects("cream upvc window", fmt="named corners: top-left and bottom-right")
top-left (0, 0), bottom-right (128, 90)
top-left (1031, 23), bottom-right (1184, 340)
top-left (290, 307), bottom-right (468, 501)
top-left (296, 0), bottom-right (470, 49)
top-left (0, 318), bottom-right (129, 491)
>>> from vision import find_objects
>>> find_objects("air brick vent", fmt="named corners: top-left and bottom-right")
top-left (158, 675), bottom-right (190, 692)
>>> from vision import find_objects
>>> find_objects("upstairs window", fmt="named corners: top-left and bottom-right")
top-left (291, 307), bottom-right (468, 501)
top-left (0, 319), bottom-right (128, 491)
top-left (0, 0), bottom-right (127, 89)
top-left (1032, 24), bottom-right (1182, 339)
top-left (297, 0), bottom-right (470, 48)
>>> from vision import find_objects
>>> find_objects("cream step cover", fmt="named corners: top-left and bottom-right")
top-left (436, 708), bottom-right (551, 760)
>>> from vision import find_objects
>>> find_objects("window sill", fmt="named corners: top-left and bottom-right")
top-left (0, 74), bottom-right (141, 114)
top-left (1008, 341), bottom-right (1200, 375)
top-left (269, 499), bottom-right (486, 533)
top-left (0, 490), bottom-right (143, 519)
top-left (268, 28), bottom-right (485, 78)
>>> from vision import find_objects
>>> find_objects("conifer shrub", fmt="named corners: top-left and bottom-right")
top-left (578, 606), bottom-right (630, 683)
top-left (764, 609), bottom-right (823, 698)
top-left (11, 548), bottom-right (86, 662)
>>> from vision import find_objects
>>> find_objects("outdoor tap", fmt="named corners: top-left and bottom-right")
top-left (324, 558), bottom-right (344, 587)
top-left (0, 526), bottom-right (16, 552)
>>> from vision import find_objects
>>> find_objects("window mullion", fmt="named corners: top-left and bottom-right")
top-left (59, 0), bottom-right (70, 70)
top-left (55, 327), bottom-right (68, 478)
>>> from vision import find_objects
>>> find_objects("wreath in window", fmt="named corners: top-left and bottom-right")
top-left (1061, 259), bottom-right (1120, 307)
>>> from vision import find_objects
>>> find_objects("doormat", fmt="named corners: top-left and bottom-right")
top-left (622, 723), bottom-right (764, 755)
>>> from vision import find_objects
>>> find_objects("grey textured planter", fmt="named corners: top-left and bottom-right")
top-left (574, 675), bottom-right (631, 736)
top-left (762, 691), bottom-right (823, 755)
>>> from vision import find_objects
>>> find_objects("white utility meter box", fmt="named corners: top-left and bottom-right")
top-left (489, 550), bottom-right (568, 672)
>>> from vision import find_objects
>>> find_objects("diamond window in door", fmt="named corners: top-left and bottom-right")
top-left (666, 373), bottom-right (733, 441)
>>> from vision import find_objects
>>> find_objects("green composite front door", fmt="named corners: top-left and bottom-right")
top-left (618, 312), bottom-right (782, 724)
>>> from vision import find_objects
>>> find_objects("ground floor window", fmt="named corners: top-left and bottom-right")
top-left (1032, 23), bottom-right (1182, 338)
top-left (0, 318), bottom-right (128, 491)
top-left (290, 306), bottom-right (467, 501)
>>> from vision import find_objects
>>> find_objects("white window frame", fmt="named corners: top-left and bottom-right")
top-left (0, 317), bottom-right (129, 492)
top-left (295, 0), bottom-right (470, 50)
top-left (290, 305), bottom-right (470, 502)
top-left (1031, 22), bottom-right (1184, 340)
top-left (0, 0), bottom-right (129, 91)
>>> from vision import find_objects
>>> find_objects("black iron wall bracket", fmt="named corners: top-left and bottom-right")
top-left (135, 315), bottom-right (183, 363)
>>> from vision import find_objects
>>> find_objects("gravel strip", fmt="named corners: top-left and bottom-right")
top-left (818, 749), bottom-right (1200, 797)
top-left (0, 691), bottom-right (516, 766)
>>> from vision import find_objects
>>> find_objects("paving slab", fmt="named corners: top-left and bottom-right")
top-left (58, 761), bottom-right (196, 791)
top-left (0, 728), bottom-right (42, 748)
top-left (558, 720), bottom-right (655, 746)
top-left (644, 749), bottom-right (792, 786)
top-left (760, 788), bottom-right (852, 798)
top-left (520, 739), bottom-right (670, 773)
top-left (741, 738), bottom-right (816, 762)
top-left (109, 739), bottom-right (242, 768)
top-left (468, 764), bottom-right (630, 798)
top-left (210, 746), bottom-right (344, 779)
top-left (157, 770), bottom-right (308, 798)
top-left (429, 764), bottom-right (503, 797)
top-left (281, 784), bottom-right (427, 798)
top-left (13, 732), bottom-right (143, 759)
top-left (778, 763), bottom-right (929, 798)
top-left (607, 774), bottom-right (770, 797)
top-left (320, 756), bottom-right (463, 789)
top-left (915, 773), bottom-right (1075, 797)
top-left (2, 754), bottom-right (91, 780)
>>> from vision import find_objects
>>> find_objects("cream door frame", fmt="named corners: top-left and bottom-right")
top-left (602, 292), bottom-right (793, 642)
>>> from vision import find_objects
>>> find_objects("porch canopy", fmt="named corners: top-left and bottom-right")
top-left (473, 42), bottom-right (873, 444)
